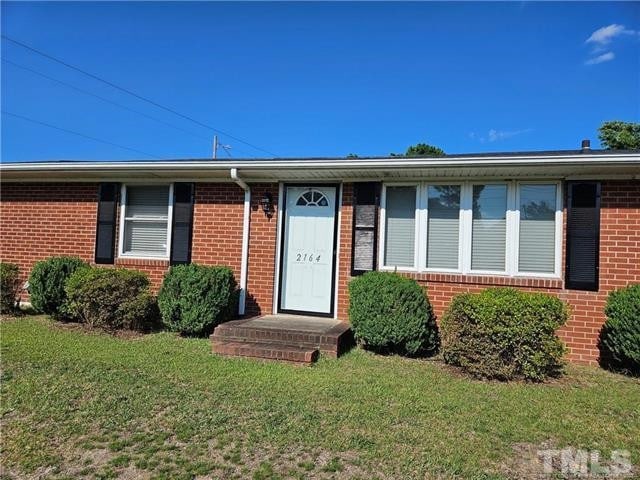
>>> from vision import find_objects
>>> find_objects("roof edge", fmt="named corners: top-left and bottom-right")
top-left (2, 151), bottom-right (640, 172)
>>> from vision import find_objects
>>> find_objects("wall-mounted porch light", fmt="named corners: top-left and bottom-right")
top-left (259, 192), bottom-right (274, 219)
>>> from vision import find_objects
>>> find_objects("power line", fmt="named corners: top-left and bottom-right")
top-left (2, 35), bottom-right (278, 157)
top-left (3, 58), bottom-right (255, 158)
top-left (2, 110), bottom-right (162, 159)
top-left (2, 58), bottom-right (212, 143)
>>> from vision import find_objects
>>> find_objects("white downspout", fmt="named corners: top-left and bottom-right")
top-left (231, 168), bottom-right (250, 316)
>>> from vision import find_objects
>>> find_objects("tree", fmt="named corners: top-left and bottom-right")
top-left (346, 153), bottom-right (359, 159)
top-left (390, 143), bottom-right (446, 157)
top-left (598, 121), bottom-right (640, 150)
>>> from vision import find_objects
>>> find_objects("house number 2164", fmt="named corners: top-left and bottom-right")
top-left (295, 253), bottom-right (321, 263)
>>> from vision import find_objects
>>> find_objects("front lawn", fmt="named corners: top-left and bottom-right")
top-left (1, 316), bottom-right (639, 479)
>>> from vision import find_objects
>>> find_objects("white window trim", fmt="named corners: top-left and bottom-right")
top-left (513, 180), bottom-right (563, 278)
top-left (118, 183), bottom-right (174, 261)
top-left (378, 180), bottom-right (563, 279)
top-left (422, 181), bottom-right (464, 273)
top-left (378, 183), bottom-right (420, 271)
top-left (468, 180), bottom-right (511, 276)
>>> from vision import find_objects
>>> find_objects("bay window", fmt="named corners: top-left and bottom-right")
top-left (380, 181), bottom-right (561, 277)
top-left (119, 184), bottom-right (173, 259)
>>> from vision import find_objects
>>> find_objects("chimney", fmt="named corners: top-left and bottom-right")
top-left (581, 139), bottom-right (591, 152)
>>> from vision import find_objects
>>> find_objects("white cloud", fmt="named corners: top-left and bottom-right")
top-left (585, 24), bottom-right (632, 45)
top-left (585, 51), bottom-right (615, 65)
top-left (469, 128), bottom-right (532, 143)
top-left (584, 24), bottom-right (638, 65)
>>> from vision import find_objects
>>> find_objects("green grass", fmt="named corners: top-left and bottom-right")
top-left (1, 316), bottom-right (639, 479)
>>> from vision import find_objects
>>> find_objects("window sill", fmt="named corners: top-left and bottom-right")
top-left (389, 270), bottom-right (563, 289)
top-left (116, 257), bottom-right (170, 267)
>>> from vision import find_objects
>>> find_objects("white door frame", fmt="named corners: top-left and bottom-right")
top-left (276, 183), bottom-right (340, 318)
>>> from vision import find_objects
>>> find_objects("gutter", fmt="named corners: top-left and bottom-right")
top-left (2, 153), bottom-right (640, 173)
top-left (230, 168), bottom-right (251, 316)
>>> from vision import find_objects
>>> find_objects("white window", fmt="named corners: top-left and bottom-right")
top-left (471, 184), bottom-right (507, 272)
top-left (426, 185), bottom-right (461, 270)
top-left (517, 184), bottom-right (559, 274)
top-left (119, 184), bottom-right (173, 259)
top-left (380, 181), bottom-right (562, 277)
top-left (383, 186), bottom-right (417, 268)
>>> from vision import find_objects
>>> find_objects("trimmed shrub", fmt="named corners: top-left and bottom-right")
top-left (441, 288), bottom-right (568, 381)
top-left (65, 267), bottom-right (158, 331)
top-left (599, 284), bottom-right (640, 376)
top-left (158, 264), bottom-right (238, 336)
top-left (29, 256), bottom-right (88, 318)
top-left (348, 271), bottom-right (439, 356)
top-left (0, 262), bottom-right (21, 313)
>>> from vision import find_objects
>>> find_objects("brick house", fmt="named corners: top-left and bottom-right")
top-left (1, 145), bottom-right (639, 364)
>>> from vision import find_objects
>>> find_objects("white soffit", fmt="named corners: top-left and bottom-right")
top-left (1, 153), bottom-right (639, 182)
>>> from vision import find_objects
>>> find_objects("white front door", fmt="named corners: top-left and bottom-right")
top-left (280, 186), bottom-right (337, 315)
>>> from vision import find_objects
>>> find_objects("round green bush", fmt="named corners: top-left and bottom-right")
top-left (65, 267), bottom-right (158, 330)
top-left (599, 284), bottom-right (640, 376)
top-left (441, 288), bottom-right (568, 381)
top-left (158, 264), bottom-right (238, 336)
top-left (0, 262), bottom-right (21, 313)
top-left (348, 271), bottom-right (439, 356)
top-left (29, 256), bottom-right (88, 318)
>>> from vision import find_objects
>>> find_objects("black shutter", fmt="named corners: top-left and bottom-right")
top-left (170, 183), bottom-right (195, 265)
top-left (351, 182), bottom-right (381, 276)
top-left (94, 182), bottom-right (119, 264)
top-left (566, 181), bottom-right (600, 291)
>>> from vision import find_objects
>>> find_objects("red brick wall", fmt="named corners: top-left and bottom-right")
top-left (337, 180), bottom-right (640, 365)
top-left (0, 181), bottom-right (278, 317)
top-left (245, 183), bottom-right (280, 316)
top-left (0, 183), bottom-right (99, 285)
top-left (191, 183), bottom-right (244, 281)
top-left (111, 183), bottom-right (246, 290)
top-left (3, 179), bottom-right (638, 365)
top-left (336, 183), bottom-right (353, 319)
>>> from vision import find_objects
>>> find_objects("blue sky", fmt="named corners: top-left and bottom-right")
top-left (1, 2), bottom-right (639, 161)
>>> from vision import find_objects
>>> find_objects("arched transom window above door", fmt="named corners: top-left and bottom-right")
top-left (296, 189), bottom-right (329, 207)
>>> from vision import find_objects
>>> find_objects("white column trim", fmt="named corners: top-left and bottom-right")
top-left (238, 187), bottom-right (251, 315)
top-left (166, 183), bottom-right (174, 260)
top-left (230, 169), bottom-right (251, 316)
top-left (505, 180), bottom-right (517, 275)
top-left (333, 183), bottom-right (343, 319)
top-left (117, 184), bottom-right (127, 258)
top-left (272, 182), bottom-right (284, 314)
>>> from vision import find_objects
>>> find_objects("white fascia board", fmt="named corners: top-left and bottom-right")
top-left (1, 153), bottom-right (639, 179)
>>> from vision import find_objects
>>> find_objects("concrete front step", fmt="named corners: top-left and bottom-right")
top-left (210, 315), bottom-right (353, 361)
top-left (211, 339), bottom-right (319, 364)
top-left (212, 329), bottom-right (338, 354)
